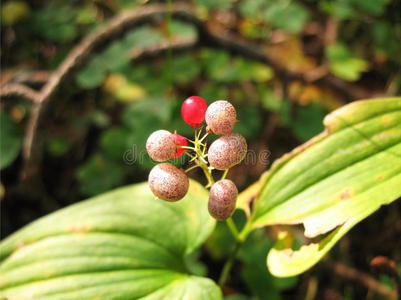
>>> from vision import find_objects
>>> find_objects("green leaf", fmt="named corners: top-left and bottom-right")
top-left (326, 43), bottom-right (369, 81)
top-left (290, 104), bottom-right (326, 142)
top-left (170, 54), bottom-right (201, 84)
top-left (1, 1), bottom-right (30, 25)
top-left (235, 106), bottom-right (262, 140)
top-left (251, 98), bottom-right (401, 276)
top-left (100, 127), bottom-right (131, 160)
top-left (237, 229), bottom-right (297, 299)
top-left (77, 155), bottom-right (124, 196)
top-left (350, 0), bottom-right (390, 15)
top-left (0, 111), bottom-right (23, 169)
top-left (264, 1), bottom-right (309, 33)
top-left (47, 136), bottom-right (73, 157)
top-left (0, 181), bottom-right (221, 299)
top-left (76, 56), bottom-right (107, 89)
top-left (30, 3), bottom-right (78, 43)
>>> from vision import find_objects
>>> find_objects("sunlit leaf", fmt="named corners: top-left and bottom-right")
top-left (251, 98), bottom-right (401, 276)
top-left (103, 73), bottom-right (146, 102)
top-left (0, 181), bottom-right (222, 299)
top-left (1, 1), bottom-right (30, 25)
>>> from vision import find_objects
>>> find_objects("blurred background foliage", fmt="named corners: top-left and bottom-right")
top-left (1, 0), bottom-right (401, 299)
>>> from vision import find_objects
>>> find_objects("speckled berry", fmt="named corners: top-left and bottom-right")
top-left (208, 133), bottom-right (247, 170)
top-left (208, 179), bottom-right (238, 220)
top-left (148, 163), bottom-right (189, 201)
top-left (146, 130), bottom-right (176, 162)
top-left (205, 100), bottom-right (237, 135)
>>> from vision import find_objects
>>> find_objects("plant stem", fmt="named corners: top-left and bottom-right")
top-left (221, 169), bottom-right (229, 180)
top-left (185, 164), bottom-right (200, 173)
top-left (218, 220), bottom-right (253, 288)
top-left (226, 217), bottom-right (239, 239)
top-left (198, 160), bottom-right (214, 187)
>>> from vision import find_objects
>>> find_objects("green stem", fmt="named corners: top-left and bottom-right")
top-left (218, 219), bottom-right (253, 288)
top-left (226, 217), bottom-right (239, 239)
top-left (221, 169), bottom-right (229, 180)
top-left (180, 146), bottom-right (196, 150)
top-left (198, 160), bottom-right (215, 187)
top-left (185, 164), bottom-right (200, 173)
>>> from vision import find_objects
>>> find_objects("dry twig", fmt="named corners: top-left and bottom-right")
top-left (371, 256), bottom-right (401, 300)
top-left (330, 261), bottom-right (397, 299)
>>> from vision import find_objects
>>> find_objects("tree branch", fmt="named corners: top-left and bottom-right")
top-left (0, 83), bottom-right (40, 103)
top-left (17, 3), bottom-right (373, 179)
top-left (371, 256), bottom-right (401, 300)
top-left (330, 261), bottom-right (397, 299)
top-left (20, 4), bottom-right (194, 179)
top-left (130, 36), bottom-right (198, 62)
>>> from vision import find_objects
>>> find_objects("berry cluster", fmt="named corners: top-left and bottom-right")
top-left (146, 96), bottom-right (247, 220)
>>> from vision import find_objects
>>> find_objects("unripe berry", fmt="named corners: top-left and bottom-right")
top-left (181, 96), bottom-right (208, 128)
top-left (148, 163), bottom-right (189, 201)
top-left (146, 130), bottom-right (176, 162)
top-left (208, 179), bottom-right (238, 220)
top-left (205, 100), bottom-right (237, 135)
top-left (208, 133), bottom-right (247, 170)
top-left (173, 133), bottom-right (187, 158)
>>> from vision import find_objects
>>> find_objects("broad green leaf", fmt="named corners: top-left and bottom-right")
top-left (251, 98), bottom-right (401, 276)
top-left (0, 181), bottom-right (221, 299)
top-left (0, 111), bottom-right (23, 169)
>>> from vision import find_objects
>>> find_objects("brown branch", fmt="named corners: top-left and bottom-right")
top-left (130, 36), bottom-right (198, 62)
top-left (8, 71), bottom-right (51, 86)
top-left (21, 4), bottom-right (193, 179)
top-left (0, 83), bottom-right (40, 103)
top-left (330, 261), bottom-right (397, 299)
top-left (19, 3), bottom-right (372, 179)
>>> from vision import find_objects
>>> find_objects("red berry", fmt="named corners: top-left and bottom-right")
top-left (173, 133), bottom-right (187, 158)
top-left (181, 96), bottom-right (208, 128)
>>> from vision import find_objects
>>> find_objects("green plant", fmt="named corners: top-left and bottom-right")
top-left (1, 97), bottom-right (400, 299)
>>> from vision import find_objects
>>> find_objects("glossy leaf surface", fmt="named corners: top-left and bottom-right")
top-left (0, 181), bottom-right (221, 299)
top-left (251, 98), bottom-right (401, 276)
